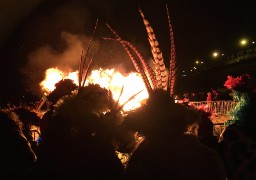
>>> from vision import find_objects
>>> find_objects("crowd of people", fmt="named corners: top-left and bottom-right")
top-left (174, 88), bottom-right (233, 103)
top-left (1, 74), bottom-right (256, 179)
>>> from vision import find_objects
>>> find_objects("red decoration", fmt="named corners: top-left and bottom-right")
top-left (224, 74), bottom-right (256, 93)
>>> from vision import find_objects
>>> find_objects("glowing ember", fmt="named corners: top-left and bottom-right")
top-left (40, 68), bottom-right (149, 111)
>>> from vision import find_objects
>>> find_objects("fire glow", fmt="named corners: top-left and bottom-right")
top-left (40, 67), bottom-right (149, 111)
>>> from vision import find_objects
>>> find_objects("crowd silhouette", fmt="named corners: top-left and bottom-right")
top-left (1, 73), bottom-right (256, 179)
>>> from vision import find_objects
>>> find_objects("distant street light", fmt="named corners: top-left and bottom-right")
top-left (195, 60), bottom-right (204, 64)
top-left (212, 51), bottom-right (219, 58)
top-left (240, 38), bottom-right (248, 46)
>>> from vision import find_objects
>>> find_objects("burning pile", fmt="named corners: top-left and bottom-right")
top-left (34, 4), bottom-right (178, 170)
top-left (40, 67), bottom-right (148, 111)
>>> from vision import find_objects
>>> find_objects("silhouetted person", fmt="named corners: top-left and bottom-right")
top-left (196, 108), bottom-right (220, 152)
top-left (35, 85), bottom-right (125, 179)
top-left (39, 78), bottom-right (77, 143)
top-left (0, 109), bottom-right (37, 179)
top-left (123, 90), bottom-right (226, 180)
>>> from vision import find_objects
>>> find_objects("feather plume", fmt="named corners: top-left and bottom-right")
top-left (123, 40), bottom-right (157, 89)
top-left (111, 85), bottom-right (125, 112)
top-left (116, 89), bottom-right (143, 113)
top-left (102, 37), bottom-right (157, 89)
top-left (139, 8), bottom-right (167, 91)
top-left (105, 23), bottom-right (153, 94)
top-left (78, 19), bottom-right (98, 88)
top-left (166, 4), bottom-right (177, 97)
top-left (81, 56), bottom-right (93, 87)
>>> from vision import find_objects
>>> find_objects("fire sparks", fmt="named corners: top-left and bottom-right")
top-left (40, 68), bottom-right (149, 111)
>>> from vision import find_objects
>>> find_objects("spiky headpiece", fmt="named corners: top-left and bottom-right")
top-left (106, 4), bottom-right (177, 98)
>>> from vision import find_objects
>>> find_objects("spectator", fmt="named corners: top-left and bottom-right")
top-left (35, 84), bottom-right (126, 179)
top-left (0, 109), bottom-right (37, 179)
top-left (39, 78), bottom-right (77, 143)
top-left (206, 91), bottom-right (212, 102)
top-left (196, 107), bottom-right (220, 152)
top-left (123, 90), bottom-right (226, 180)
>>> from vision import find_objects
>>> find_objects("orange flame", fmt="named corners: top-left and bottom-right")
top-left (40, 68), bottom-right (149, 111)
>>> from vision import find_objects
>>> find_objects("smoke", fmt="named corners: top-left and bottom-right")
top-left (21, 29), bottom-right (137, 96)
top-left (28, 32), bottom-right (85, 69)
top-left (21, 31), bottom-right (100, 95)
top-left (6, 0), bottom-right (148, 98)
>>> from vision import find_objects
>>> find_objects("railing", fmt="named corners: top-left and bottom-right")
top-left (189, 100), bottom-right (239, 137)
top-left (189, 100), bottom-right (238, 115)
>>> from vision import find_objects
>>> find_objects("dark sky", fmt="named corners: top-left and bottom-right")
top-left (0, 0), bottom-right (255, 105)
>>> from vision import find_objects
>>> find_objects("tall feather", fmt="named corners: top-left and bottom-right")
top-left (116, 89), bottom-right (143, 113)
top-left (78, 19), bottom-right (98, 88)
top-left (78, 40), bottom-right (86, 88)
top-left (106, 23), bottom-right (153, 94)
top-left (123, 40), bottom-right (157, 89)
top-left (81, 56), bottom-right (93, 87)
top-left (111, 85), bottom-right (124, 112)
top-left (139, 8), bottom-right (167, 91)
top-left (166, 4), bottom-right (177, 97)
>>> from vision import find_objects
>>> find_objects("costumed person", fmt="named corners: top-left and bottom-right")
top-left (0, 109), bottom-right (37, 179)
top-left (123, 90), bottom-right (227, 180)
top-left (34, 84), bottom-right (136, 179)
top-left (219, 74), bottom-right (256, 179)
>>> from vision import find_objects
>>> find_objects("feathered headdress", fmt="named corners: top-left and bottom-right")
top-left (104, 4), bottom-right (203, 138)
top-left (47, 79), bottom-right (78, 105)
top-left (224, 74), bottom-right (256, 94)
top-left (105, 3), bottom-right (177, 98)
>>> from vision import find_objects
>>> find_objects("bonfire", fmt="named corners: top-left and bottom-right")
top-left (36, 3), bottom-right (178, 166)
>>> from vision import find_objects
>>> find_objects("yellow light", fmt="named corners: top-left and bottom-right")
top-left (240, 38), bottom-right (248, 46)
top-left (212, 51), bottom-right (219, 57)
top-left (240, 39), bottom-right (247, 46)
top-left (195, 60), bottom-right (199, 64)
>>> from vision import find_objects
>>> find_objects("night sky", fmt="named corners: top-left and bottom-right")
top-left (0, 0), bottom-right (256, 105)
